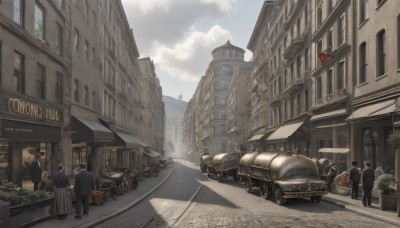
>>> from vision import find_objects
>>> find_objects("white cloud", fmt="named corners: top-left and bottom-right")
top-left (200, 0), bottom-right (236, 13)
top-left (152, 25), bottom-right (232, 82)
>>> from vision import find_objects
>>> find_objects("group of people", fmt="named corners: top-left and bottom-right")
top-left (348, 160), bottom-right (375, 207)
top-left (30, 154), bottom-right (95, 220)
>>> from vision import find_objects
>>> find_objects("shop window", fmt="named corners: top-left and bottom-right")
top-left (362, 128), bottom-right (378, 168)
top-left (383, 127), bottom-right (395, 174)
top-left (105, 149), bottom-right (117, 170)
top-left (73, 146), bottom-right (89, 171)
top-left (0, 142), bottom-right (9, 184)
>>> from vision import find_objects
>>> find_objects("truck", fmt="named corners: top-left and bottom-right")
top-left (238, 151), bottom-right (327, 205)
top-left (200, 153), bottom-right (214, 173)
top-left (206, 152), bottom-right (240, 182)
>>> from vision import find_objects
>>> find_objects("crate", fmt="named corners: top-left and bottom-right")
top-left (91, 191), bottom-right (104, 205)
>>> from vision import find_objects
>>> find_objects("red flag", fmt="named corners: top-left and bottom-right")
top-left (319, 51), bottom-right (328, 63)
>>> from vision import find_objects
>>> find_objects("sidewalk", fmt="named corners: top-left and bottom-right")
top-left (15, 164), bottom-right (175, 228)
top-left (322, 193), bottom-right (400, 227)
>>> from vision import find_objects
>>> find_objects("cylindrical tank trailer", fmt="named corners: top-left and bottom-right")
top-left (200, 153), bottom-right (214, 173)
top-left (239, 151), bottom-right (327, 205)
top-left (206, 152), bottom-right (240, 182)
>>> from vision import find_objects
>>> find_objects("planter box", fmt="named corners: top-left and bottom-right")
top-left (91, 191), bottom-right (104, 205)
top-left (335, 186), bottom-right (351, 195)
top-left (380, 194), bottom-right (397, 211)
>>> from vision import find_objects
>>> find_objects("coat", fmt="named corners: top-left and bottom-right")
top-left (74, 169), bottom-right (95, 196)
top-left (361, 167), bottom-right (375, 188)
top-left (349, 167), bottom-right (361, 182)
top-left (30, 160), bottom-right (42, 183)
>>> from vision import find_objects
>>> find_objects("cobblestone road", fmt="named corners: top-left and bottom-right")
top-left (96, 160), bottom-right (397, 228)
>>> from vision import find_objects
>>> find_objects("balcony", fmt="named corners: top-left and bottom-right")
top-left (315, 89), bottom-right (348, 108)
top-left (282, 76), bottom-right (306, 94)
top-left (269, 93), bottom-right (281, 106)
top-left (283, 35), bottom-right (306, 60)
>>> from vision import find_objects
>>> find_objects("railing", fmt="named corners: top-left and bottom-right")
top-left (315, 89), bottom-right (348, 107)
top-left (282, 76), bottom-right (305, 94)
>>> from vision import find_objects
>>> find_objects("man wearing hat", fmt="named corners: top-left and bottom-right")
top-left (30, 153), bottom-right (42, 191)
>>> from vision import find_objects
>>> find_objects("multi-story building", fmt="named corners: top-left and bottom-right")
top-left (309, 0), bottom-right (353, 172)
top-left (347, 0), bottom-right (400, 173)
top-left (0, 0), bottom-right (68, 188)
top-left (0, 0), bottom-right (165, 188)
top-left (226, 63), bottom-right (251, 155)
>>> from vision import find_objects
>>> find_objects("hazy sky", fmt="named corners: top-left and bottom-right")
top-left (121, 0), bottom-right (263, 101)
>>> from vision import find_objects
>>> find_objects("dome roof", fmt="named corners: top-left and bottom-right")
top-left (211, 40), bottom-right (245, 55)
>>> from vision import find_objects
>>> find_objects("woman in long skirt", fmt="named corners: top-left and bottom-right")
top-left (52, 164), bottom-right (72, 220)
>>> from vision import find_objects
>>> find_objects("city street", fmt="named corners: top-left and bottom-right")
top-left (95, 160), bottom-right (397, 228)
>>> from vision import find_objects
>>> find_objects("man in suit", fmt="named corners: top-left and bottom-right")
top-left (74, 163), bottom-right (95, 218)
top-left (30, 153), bottom-right (42, 191)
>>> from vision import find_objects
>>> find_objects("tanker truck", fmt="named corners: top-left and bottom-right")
top-left (238, 151), bottom-right (327, 205)
top-left (206, 152), bottom-right (240, 182)
top-left (200, 153), bottom-right (214, 173)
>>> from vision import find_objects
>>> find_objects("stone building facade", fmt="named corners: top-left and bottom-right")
top-left (0, 0), bottom-right (164, 188)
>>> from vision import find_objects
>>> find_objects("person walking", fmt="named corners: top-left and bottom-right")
top-left (361, 161), bottom-right (375, 207)
top-left (348, 160), bottom-right (361, 199)
top-left (51, 164), bottom-right (72, 220)
top-left (74, 163), bottom-right (95, 218)
top-left (327, 163), bottom-right (337, 192)
top-left (30, 153), bottom-right (42, 191)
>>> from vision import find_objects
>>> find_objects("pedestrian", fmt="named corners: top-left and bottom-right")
top-left (348, 160), bottom-right (361, 199)
top-left (51, 164), bottom-right (72, 220)
top-left (30, 153), bottom-right (42, 191)
top-left (74, 163), bottom-right (95, 218)
top-left (361, 161), bottom-right (375, 207)
top-left (327, 163), bottom-right (337, 192)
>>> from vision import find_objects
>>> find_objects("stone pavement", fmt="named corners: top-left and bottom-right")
top-left (14, 160), bottom-right (400, 228)
top-left (17, 164), bottom-right (175, 228)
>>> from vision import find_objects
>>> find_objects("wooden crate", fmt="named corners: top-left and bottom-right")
top-left (91, 191), bottom-right (104, 205)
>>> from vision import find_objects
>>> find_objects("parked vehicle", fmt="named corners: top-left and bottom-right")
top-left (200, 153), bottom-right (214, 173)
top-left (206, 152), bottom-right (240, 182)
top-left (238, 151), bottom-right (327, 205)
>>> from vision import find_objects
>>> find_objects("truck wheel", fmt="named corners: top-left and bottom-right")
top-left (245, 178), bottom-right (252, 193)
top-left (259, 182), bottom-right (268, 199)
top-left (233, 173), bottom-right (240, 182)
top-left (310, 196), bottom-right (315, 203)
top-left (273, 186), bottom-right (287, 205)
top-left (206, 169), bottom-right (211, 178)
top-left (200, 163), bottom-right (205, 173)
top-left (217, 172), bottom-right (223, 182)
top-left (315, 196), bottom-right (321, 203)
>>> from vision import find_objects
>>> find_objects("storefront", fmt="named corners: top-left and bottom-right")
top-left (0, 94), bottom-right (63, 190)
top-left (347, 98), bottom-right (398, 174)
top-left (71, 116), bottom-right (114, 177)
top-left (266, 121), bottom-right (311, 156)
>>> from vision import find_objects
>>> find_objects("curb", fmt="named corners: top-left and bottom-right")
top-left (322, 197), bottom-right (400, 227)
top-left (84, 167), bottom-right (176, 227)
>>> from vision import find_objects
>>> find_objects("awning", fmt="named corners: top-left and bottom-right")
top-left (267, 122), bottom-right (303, 141)
top-left (114, 131), bottom-right (147, 149)
top-left (346, 99), bottom-right (395, 121)
top-left (71, 116), bottom-right (114, 143)
top-left (318, 148), bottom-right (349, 154)
top-left (144, 149), bottom-right (162, 158)
top-left (247, 133), bottom-right (266, 142)
top-left (316, 123), bottom-right (346, 129)
top-left (143, 151), bottom-right (156, 158)
top-left (310, 109), bottom-right (347, 121)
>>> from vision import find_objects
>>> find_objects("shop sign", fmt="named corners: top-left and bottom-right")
top-left (1, 95), bottom-right (62, 123)
top-left (1, 119), bottom-right (61, 141)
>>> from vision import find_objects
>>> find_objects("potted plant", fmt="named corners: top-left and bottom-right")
top-left (388, 130), bottom-right (400, 215)
top-left (374, 174), bottom-right (396, 211)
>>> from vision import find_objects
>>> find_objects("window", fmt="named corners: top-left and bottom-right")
top-left (74, 28), bottom-right (79, 52)
top-left (398, 15), bottom-right (400, 68)
top-left (304, 3), bottom-right (309, 27)
top-left (327, 69), bottom-right (333, 95)
top-left (13, 0), bottom-right (24, 26)
top-left (92, 10), bottom-right (97, 30)
top-left (296, 18), bottom-right (301, 37)
top-left (317, 0), bottom-right (323, 27)
top-left (0, 41), bottom-right (2, 86)
top-left (377, 29), bottom-right (386, 76)
top-left (84, 86), bottom-right (89, 105)
top-left (304, 48), bottom-right (309, 70)
top-left (74, 79), bottom-right (79, 102)
top-left (360, 0), bottom-right (369, 23)
top-left (55, 23), bottom-right (63, 56)
top-left (296, 56), bottom-right (301, 78)
top-left (13, 51), bottom-right (24, 93)
top-left (359, 42), bottom-right (367, 83)
top-left (34, 3), bottom-right (45, 40)
top-left (54, 0), bottom-right (64, 9)
top-left (338, 14), bottom-right (345, 45)
top-left (92, 47), bottom-right (96, 65)
top-left (304, 89), bottom-right (309, 111)
top-left (377, 0), bottom-right (384, 5)
top-left (290, 98), bottom-right (294, 118)
top-left (297, 94), bottom-right (301, 115)
top-left (337, 61), bottom-right (345, 90)
top-left (84, 0), bottom-right (89, 21)
top-left (328, 0), bottom-right (334, 12)
top-left (317, 76), bottom-right (322, 99)
top-left (84, 40), bottom-right (89, 60)
top-left (284, 101), bottom-right (288, 120)
top-left (55, 72), bottom-right (63, 104)
top-left (317, 39), bottom-right (323, 66)
top-left (92, 91), bottom-right (96, 108)
top-left (328, 27), bottom-right (333, 52)
top-left (36, 64), bottom-right (46, 99)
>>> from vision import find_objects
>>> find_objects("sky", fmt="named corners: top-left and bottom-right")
top-left (121, 0), bottom-right (264, 101)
